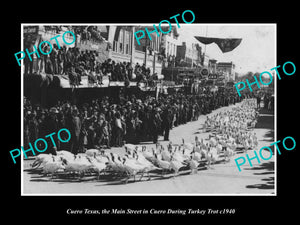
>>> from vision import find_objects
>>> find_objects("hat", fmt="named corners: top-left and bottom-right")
top-left (49, 107), bottom-right (59, 114)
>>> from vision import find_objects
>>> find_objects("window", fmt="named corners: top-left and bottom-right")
top-left (167, 42), bottom-right (169, 56)
top-left (113, 40), bottom-right (117, 52)
top-left (119, 43), bottom-right (123, 52)
top-left (119, 29), bottom-right (124, 53)
top-left (126, 44), bottom-right (129, 54)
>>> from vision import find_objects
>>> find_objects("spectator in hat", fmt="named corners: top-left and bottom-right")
top-left (41, 107), bottom-right (59, 155)
top-left (150, 107), bottom-right (162, 143)
top-left (256, 95), bottom-right (261, 109)
top-left (161, 107), bottom-right (172, 141)
top-left (98, 120), bottom-right (111, 148)
top-left (69, 108), bottom-right (81, 154)
top-left (114, 111), bottom-right (123, 147)
top-left (50, 44), bottom-right (59, 74)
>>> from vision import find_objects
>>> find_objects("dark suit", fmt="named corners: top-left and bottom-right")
top-left (42, 115), bottom-right (59, 154)
top-left (70, 116), bottom-right (81, 154)
top-left (161, 109), bottom-right (171, 141)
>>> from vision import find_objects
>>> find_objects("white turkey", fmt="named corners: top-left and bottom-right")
top-left (42, 155), bottom-right (65, 179)
top-left (88, 156), bottom-right (107, 179)
top-left (169, 155), bottom-right (185, 177)
top-left (31, 154), bottom-right (53, 169)
top-left (188, 155), bottom-right (200, 174)
top-left (154, 153), bottom-right (171, 176)
top-left (85, 149), bottom-right (102, 157)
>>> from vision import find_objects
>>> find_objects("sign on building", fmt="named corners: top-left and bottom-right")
top-left (200, 68), bottom-right (209, 76)
top-left (208, 74), bottom-right (218, 79)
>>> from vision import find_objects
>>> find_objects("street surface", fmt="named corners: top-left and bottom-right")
top-left (22, 101), bottom-right (275, 195)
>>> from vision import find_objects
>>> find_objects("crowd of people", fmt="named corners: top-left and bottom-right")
top-left (25, 41), bottom-right (156, 87)
top-left (23, 89), bottom-right (245, 156)
top-left (256, 92), bottom-right (274, 111)
top-left (24, 26), bottom-right (157, 87)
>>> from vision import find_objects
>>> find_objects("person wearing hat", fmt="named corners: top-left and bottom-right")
top-left (40, 107), bottom-right (59, 155)
top-left (68, 108), bottom-right (82, 154)
top-left (98, 120), bottom-right (111, 148)
top-left (150, 107), bottom-right (162, 144)
top-left (50, 44), bottom-right (59, 74)
top-left (161, 107), bottom-right (172, 141)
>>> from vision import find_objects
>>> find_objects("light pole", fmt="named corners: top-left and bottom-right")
top-left (144, 33), bottom-right (148, 66)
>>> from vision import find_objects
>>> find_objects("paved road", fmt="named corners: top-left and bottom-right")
top-left (22, 101), bottom-right (275, 195)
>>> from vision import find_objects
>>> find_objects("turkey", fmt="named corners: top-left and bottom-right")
top-left (121, 157), bottom-right (147, 183)
top-left (63, 155), bottom-right (94, 179)
top-left (209, 137), bottom-right (218, 147)
top-left (124, 143), bottom-right (136, 152)
top-left (169, 155), bottom-right (185, 177)
top-left (89, 156), bottom-right (107, 179)
top-left (133, 154), bottom-right (158, 181)
top-left (57, 150), bottom-right (74, 162)
top-left (172, 148), bottom-right (188, 164)
top-left (154, 153), bottom-right (171, 176)
top-left (105, 154), bottom-right (120, 173)
top-left (85, 149), bottom-right (102, 157)
top-left (161, 147), bottom-right (171, 162)
top-left (188, 155), bottom-right (200, 174)
top-left (216, 143), bottom-right (223, 154)
top-left (42, 155), bottom-right (65, 179)
top-left (191, 149), bottom-right (202, 162)
top-left (223, 147), bottom-right (235, 162)
top-left (142, 148), bottom-right (156, 164)
top-left (206, 147), bottom-right (219, 169)
top-left (181, 138), bottom-right (194, 151)
top-left (31, 154), bottom-right (53, 169)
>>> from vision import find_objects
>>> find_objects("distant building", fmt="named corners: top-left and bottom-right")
top-left (176, 42), bottom-right (202, 68)
top-left (132, 26), bottom-right (165, 74)
top-left (161, 26), bottom-right (180, 68)
top-left (107, 26), bottom-right (134, 63)
top-left (208, 59), bottom-right (217, 74)
top-left (217, 61), bottom-right (236, 81)
top-left (202, 53), bottom-right (210, 67)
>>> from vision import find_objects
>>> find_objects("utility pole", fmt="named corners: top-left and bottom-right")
top-left (130, 26), bottom-right (135, 64)
top-left (153, 52), bottom-right (156, 74)
top-left (204, 26), bottom-right (208, 56)
top-left (144, 32), bottom-right (148, 66)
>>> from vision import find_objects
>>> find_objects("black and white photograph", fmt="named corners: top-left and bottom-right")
top-left (3, 3), bottom-right (299, 221)
top-left (20, 23), bottom-right (276, 195)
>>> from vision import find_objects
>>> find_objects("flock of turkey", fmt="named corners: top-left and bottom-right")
top-left (29, 99), bottom-right (259, 184)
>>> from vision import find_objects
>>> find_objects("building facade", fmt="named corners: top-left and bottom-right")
top-left (217, 62), bottom-right (236, 81)
top-left (161, 26), bottom-right (180, 68)
top-left (107, 26), bottom-right (134, 63)
top-left (176, 42), bottom-right (202, 68)
top-left (208, 59), bottom-right (217, 74)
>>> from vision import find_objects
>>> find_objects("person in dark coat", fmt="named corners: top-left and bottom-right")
top-left (161, 107), bottom-right (171, 141)
top-left (256, 95), bottom-right (261, 109)
top-left (69, 108), bottom-right (81, 154)
top-left (150, 108), bottom-right (162, 143)
top-left (41, 107), bottom-right (59, 155)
